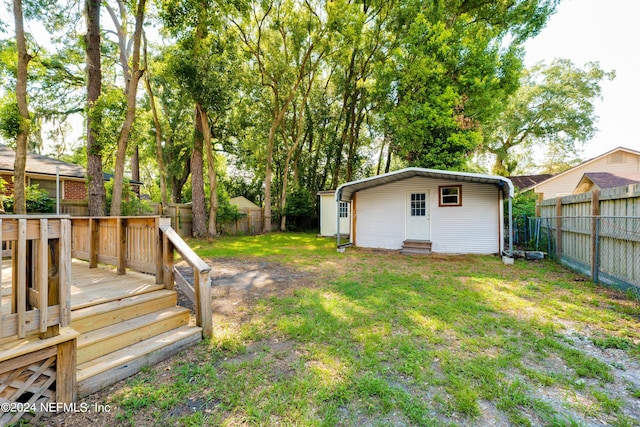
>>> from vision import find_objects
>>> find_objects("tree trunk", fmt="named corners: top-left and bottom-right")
top-left (110, 0), bottom-right (146, 216)
top-left (12, 0), bottom-right (31, 215)
top-left (205, 134), bottom-right (217, 237)
top-left (143, 69), bottom-right (169, 210)
top-left (85, 0), bottom-right (106, 216)
top-left (191, 105), bottom-right (207, 237)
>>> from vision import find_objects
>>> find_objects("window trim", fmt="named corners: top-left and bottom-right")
top-left (438, 185), bottom-right (462, 207)
top-left (339, 201), bottom-right (349, 218)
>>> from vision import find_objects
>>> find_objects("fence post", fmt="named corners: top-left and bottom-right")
top-left (590, 190), bottom-right (600, 282)
top-left (555, 197), bottom-right (562, 260)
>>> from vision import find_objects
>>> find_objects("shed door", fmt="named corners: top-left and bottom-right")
top-left (406, 191), bottom-right (430, 240)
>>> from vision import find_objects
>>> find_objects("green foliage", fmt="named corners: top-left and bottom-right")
top-left (511, 190), bottom-right (538, 219)
top-left (484, 59), bottom-right (615, 175)
top-left (87, 87), bottom-right (127, 160)
top-left (105, 178), bottom-right (151, 216)
top-left (284, 187), bottom-right (317, 231)
top-left (0, 93), bottom-right (22, 141)
top-left (3, 184), bottom-right (55, 213)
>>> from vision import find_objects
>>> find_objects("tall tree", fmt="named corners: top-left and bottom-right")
top-left (382, 0), bottom-right (557, 170)
top-left (109, 0), bottom-right (146, 216)
top-left (231, 0), bottom-right (326, 231)
top-left (11, 0), bottom-right (31, 214)
top-left (85, 0), bottom-right (106, 216)
top-left (484, 59), bottom-right (614, 175)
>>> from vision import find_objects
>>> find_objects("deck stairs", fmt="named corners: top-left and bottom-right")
top-left (400, 239), bottom-right (432, 255)
top-left (69, 268), bottom-right (202, 397)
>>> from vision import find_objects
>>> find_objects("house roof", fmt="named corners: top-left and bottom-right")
top-left (336, 167), bottom-right (514, 202)
top-left (508, 174), bottom-right (555, 191)
top-left (0, 145), bottom-right (86, 179)
top-left (527, 146), bottom-right (640, 191)
top-left (578, 172), bottom-right (640, 190)
top-left (230, 196), bottom-right (260, 209)
top-left (0, 145), bottom-right (143, 184)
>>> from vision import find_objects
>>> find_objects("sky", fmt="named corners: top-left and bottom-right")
top-left (523, 0), bottom-right (640, 160)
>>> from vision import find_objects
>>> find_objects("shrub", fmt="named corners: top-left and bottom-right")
top-left (3, 184), bottom-right (55, 213)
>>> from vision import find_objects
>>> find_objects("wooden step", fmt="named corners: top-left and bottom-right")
top-left (401, 240), bottom-right (432, 255)
top-left (71, 289), bottom-right (178, 334)
top-left (76, 307), bottom-right (191, 365)
top-left (402, 239), bottom-right (432, 249)
top-left (77, 325), bottom-right (202, 397)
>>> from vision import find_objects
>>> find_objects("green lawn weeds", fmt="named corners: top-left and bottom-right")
top-left (54, 233), bottom-right (640, 426)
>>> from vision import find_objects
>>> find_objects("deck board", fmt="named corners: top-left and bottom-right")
top-left (1, 259), bottom-right (163, 313)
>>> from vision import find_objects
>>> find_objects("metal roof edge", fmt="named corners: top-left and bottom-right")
top-left (336, 167), bottom-right (514, 201)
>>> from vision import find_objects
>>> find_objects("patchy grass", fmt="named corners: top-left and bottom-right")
top-left (61, 233), bottom-right (640, 426)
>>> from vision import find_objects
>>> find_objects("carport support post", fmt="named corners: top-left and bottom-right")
top-left (508, 196), bottom-right (513, 256)
top-left (336, 195), bottom-right (341, 249)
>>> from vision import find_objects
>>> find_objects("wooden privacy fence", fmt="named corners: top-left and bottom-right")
top-left (538, 184), bottom-right (640, 291)
top-left (69, 216), bottom-right (212, 337)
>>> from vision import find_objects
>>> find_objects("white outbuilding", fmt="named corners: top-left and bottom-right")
top-left (326, 168), bottom-right (514, 255)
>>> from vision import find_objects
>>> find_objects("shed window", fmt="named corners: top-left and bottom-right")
top-left (439, 185), bottom-right (462, 207)
top-left (339, 202), bottom-right (349, 218)
top-left (410, 193), bottom-right (426, 216)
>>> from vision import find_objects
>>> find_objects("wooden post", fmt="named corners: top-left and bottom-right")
top-left (555, 197), bottom-right (562, 260)
top-left (196, 270), bottom-right (213, 337)
top-left (0, 219), bottom-right (3, 335)
top-left (16, 219), bottom-right (27, 339)
top-left (163, 231), bottom-right (175, 290)
top-left (155, 217), bottom-right (164, 284)
top-left (116, 217), bottom-right (127, 275)
top-left (590, 190), bottom-right (600, 282)
top-left (89, 218), bottom-right (99, 268)
top-left (56, 338), bottom-right (76, 403)
top-left (59, 219), bottom-right (71, 327)
top-left (38, 219), bottom-right (49, 334)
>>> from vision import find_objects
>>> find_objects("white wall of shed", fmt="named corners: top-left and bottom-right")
top-left (319, 193), bottom-right (351, 237)
top-left (354, 177), bottom-right (502, 253)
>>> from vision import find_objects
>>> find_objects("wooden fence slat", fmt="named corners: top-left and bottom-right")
top-left (38, 219), bottom-right (48, 333)
top-left (0, 218), bottom-right (2, 332)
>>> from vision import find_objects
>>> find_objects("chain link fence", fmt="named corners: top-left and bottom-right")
top-left (512, 215), bottom-right (640, 293)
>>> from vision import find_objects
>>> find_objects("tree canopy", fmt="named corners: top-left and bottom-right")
top-left (2, 0), bottom-right (614, 232)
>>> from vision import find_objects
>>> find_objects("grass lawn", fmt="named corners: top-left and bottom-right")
top-left (82, 233), bottom-right (640, 426)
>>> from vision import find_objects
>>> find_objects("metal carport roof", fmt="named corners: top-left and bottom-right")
top-left (336, 167), bottom-right (514, 202)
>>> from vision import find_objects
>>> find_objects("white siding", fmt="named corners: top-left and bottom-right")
top-left (355, 177), bottom-right (501, 254)
top-left (536, 151), bottom-right (640, 199)
top-left (319, 193), bottom-right (351, 237)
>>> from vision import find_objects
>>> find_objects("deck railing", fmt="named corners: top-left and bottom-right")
top-left (70, 216), bottom-right (162, 276)
top-left (159, 219), bottom-right (212, 337)
top-left (0, 216), bottom-right (71, 341)
top-left (68, 216), bottom-right (212, 338)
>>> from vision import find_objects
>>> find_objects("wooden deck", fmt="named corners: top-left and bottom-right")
top-left (0, 216), bottom-right (212, 425)
top-left (1, 259), bottom-right (164, 313)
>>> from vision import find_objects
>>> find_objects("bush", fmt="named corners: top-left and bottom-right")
top-left (105, 178), bottom-right (152, 216)
top-left (3, 184), bottom-right (55, 213)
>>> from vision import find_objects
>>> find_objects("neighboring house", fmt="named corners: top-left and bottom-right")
top-left (229, 196), bottom-right (260, 210)
top-left (328, 168), bottom-right (514, 255)
top-left (573, 172), bottom-right (640, 194)
top-left (0, 145), bottom-right (141, 201)
top-left (526, 147), bottom-right (640, 199)
top-left (509, 174), bottom-right (555, 192)
top-left (318, 190), bottom-right (351, 237)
